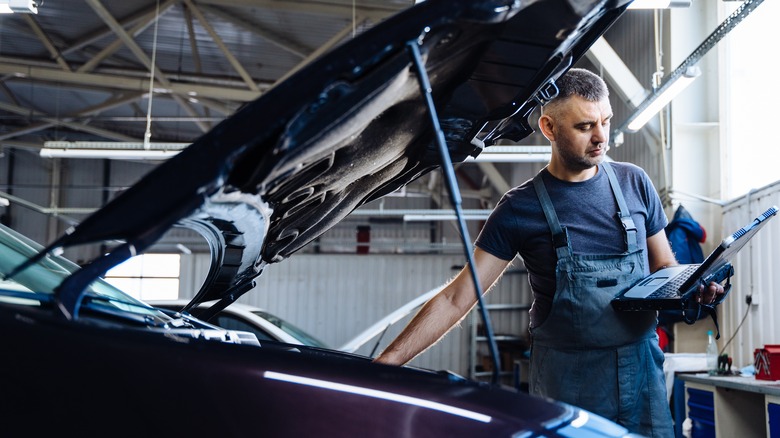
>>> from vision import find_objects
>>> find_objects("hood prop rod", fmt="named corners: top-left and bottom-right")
top-left (194, 279), bottom-right (257, 323)
top-left (406, 37), bottom-right (502, 385)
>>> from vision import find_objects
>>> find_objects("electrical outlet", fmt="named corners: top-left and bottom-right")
top-left (746, 294), bottom-right (759, 306)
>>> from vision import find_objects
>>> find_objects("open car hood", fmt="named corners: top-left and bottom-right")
top-left (20, 0), bottom-right (630, 318)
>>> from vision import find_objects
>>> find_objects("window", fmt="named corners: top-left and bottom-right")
top-left (105, 253), bottom-right (180, 301)
top-left (721, 1), bottom-right (780, 199)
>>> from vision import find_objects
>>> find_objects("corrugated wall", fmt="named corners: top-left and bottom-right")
top-left (721, 181), bottom-right (780, 368)
top-left (0, 150), bottom-right (161, 263)
top-left (599, 11), bottom-right (664, 185)
top-left (180, 252), bottom-right (532, 376)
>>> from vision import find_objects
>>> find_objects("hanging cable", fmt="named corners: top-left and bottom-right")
top-left (719, 299), bottom-right (750, 356)
top-left (352, 0), bottom-right (356, 38)
top-left (144, 0), bottom-right (161, 150)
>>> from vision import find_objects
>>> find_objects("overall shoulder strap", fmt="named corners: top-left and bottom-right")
top-left (533, 170), bottom-right (572, 259)
top-left (602, 162), bottom-right (638, 253)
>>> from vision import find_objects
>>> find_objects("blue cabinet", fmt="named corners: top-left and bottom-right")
top-left (681, 374), bottom-right (780, 437)
top-left (687, 387), bottom-right (715, 438)
top-left (769, 396), bottom-right (780, 437)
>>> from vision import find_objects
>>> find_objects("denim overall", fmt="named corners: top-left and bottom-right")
top-left (529, 162), bottom-right (673, 437)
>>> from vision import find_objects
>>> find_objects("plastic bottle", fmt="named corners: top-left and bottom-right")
top-left (706, 330), bottom-right (718, 373)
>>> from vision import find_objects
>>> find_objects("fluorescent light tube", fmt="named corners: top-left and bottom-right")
top-left (0, 0), bottom-right (38, 13)
top-left (463, 145), bottom-right (552, 163)
top-left (626, 66), bottom-right (700, 132)
top-left (40, 149), bottom-right (182, 160)
top-left (627, 0), bottom-right (691, 9)
top-left (40, 141), bottom-right (189, 160)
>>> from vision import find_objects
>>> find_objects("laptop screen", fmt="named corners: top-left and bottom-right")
top-left (678, 206), bottom-right (777, 293)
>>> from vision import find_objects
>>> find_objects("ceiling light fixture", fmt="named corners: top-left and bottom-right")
top-left (627, 0), bottom-right (691, 9)
top-left (625, 65), bottom-right (701, 132)
top-left (0, 0), bottom-right (38, 13)
top-left (40, 141), bottom-right (188, 160)
top-left (463, 145), bottom-right (551, 163)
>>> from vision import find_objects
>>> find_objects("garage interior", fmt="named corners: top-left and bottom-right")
top-left (0, 1), bottom-right (778, 436)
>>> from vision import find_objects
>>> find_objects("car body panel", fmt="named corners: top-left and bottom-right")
top-left (0, 299), bottom-right (626, 437)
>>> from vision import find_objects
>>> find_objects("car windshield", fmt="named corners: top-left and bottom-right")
top-left (0, 224), bottom-right (164, 321)
top-left (251, 309), bottom-right (329, 348)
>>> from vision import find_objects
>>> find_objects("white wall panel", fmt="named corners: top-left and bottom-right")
top-left (180, 253), bottom-right (532, 376)
top-left (721, 180), bottom-right (780, 368)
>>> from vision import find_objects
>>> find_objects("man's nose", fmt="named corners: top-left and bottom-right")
top-left (592, 123), bottom-right (608, 144)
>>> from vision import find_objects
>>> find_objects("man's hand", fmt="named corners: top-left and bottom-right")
top-left (697, 281), bottom-right (725, 305)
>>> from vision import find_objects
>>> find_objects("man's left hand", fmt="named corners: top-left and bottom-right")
top-left (697, 281), bottom-right (725, 305)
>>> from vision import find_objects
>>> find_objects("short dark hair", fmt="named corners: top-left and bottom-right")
top-left (542, 68), bottom-right (608, 115)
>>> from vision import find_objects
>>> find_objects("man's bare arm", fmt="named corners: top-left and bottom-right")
top-left (374, 248), bottom-right (511, 366)
top-left (647, 229), bottom-right (678, 272)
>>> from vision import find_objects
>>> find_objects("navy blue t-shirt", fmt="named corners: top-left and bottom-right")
top-left (475, 162), bottom-right (667, 328)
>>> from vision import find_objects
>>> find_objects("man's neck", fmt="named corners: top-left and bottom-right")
top-left (546, 161), bottom-right (599, 182)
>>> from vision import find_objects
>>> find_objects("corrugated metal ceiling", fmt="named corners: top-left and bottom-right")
top-left (0, 0), bottom-right (410, 147)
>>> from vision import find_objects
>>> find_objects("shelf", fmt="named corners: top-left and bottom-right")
top-left (484, 304), bottom-right (531, 311)
top-left (469, 271), bottom-right (530, 384)
top-left (472, 371), bottom-right (514, 378)
top-left (475, 335), bottom-right (524, 342)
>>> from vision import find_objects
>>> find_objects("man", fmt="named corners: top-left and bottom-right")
top-left (374, 68), bottom-right (723, 437)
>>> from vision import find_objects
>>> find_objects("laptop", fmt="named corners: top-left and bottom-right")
top-left (612, 205), bottom-right (778, 312)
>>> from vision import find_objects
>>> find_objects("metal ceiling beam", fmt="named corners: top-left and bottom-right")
top-left (196, 0), bottom-right (404, 21)
top-left (0, 82), bottom-right (20, 106)
top-left (0, 60), bottom-right (262, 101)
top-left (0, 140), bottom-right (46, 151)
top-left (0, 92), bottom-right (146, 142)
top-left (0, 190), bottom-right (86, 225)
top-left (475, 162), bottom-right (510, 195)
top-left (585, 37), bottom-right (648, 109)
top-left (275, 19), bottom-right (359, 85)
top-left (199, 4), bottom-right (311, 59)
top-left (184, 0), bottom-right (259, 92)
top-left (72, 116), bottom-right (224, 122)
top-left (23, 15), bottom-right (72, 72)
top-left (0, 101), bottom-right (138, 142)
top-left (183, 2), bottom-right (204, 74)
top-left (193, 97), bottom-right (236, 116)
top-left (85, 0), bottom-right (211, 133)
top-left (78, 0), bottom-right (179, 74)
top-left (62, 1), bottom-right (183, 57)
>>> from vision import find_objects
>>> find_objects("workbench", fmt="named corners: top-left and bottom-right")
top-left (678, 373), bottom-right (780, 437)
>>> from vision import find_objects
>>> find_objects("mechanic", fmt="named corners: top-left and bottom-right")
top-left (374, 68), bottom-right (724, 437)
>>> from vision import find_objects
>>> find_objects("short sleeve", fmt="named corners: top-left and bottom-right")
top-left (475, 195), bottom-right (519, 261)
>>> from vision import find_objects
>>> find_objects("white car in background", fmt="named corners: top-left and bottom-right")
top-left (152, 286), bottom-right (443, 355)
top-left (150, 299), bottom-right (329, 348)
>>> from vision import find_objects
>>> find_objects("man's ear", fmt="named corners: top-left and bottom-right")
top-left (538, 114), bottom-right (555, 141)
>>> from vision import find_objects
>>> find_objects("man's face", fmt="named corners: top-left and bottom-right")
top-left (546, 95), bottom-right (612, 172)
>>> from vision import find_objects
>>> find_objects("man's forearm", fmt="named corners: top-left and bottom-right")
top-left (374, 288), bottom-right (475, 365)
top-left (375, 248), bottom-right (511, 366)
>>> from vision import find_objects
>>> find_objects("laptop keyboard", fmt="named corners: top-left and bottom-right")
top-left (646, 265), bottom-right (700, 299)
